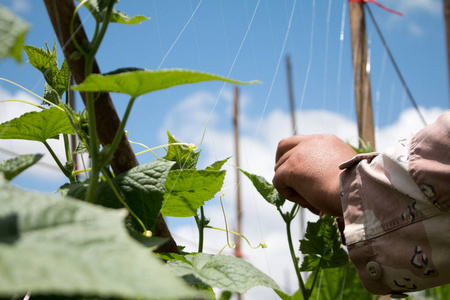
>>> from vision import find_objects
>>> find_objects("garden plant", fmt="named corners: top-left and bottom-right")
top-left (1, 1), bottom-right (449, 299)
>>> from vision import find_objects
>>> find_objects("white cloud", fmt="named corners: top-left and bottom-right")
top-left (161, 90), bottom-right (447, 299)
top-left (395, 0), bottom-right (441, 15)
top-left (0, 85), bottom-right (68, 181)
top-left (381, 0), bottom-right (441, 36)
top-left (4, 0), bottom-right (32, 14)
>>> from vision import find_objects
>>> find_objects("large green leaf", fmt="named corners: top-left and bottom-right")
top-left (162, 169), bottom-right (225, 217)
top-left (72, 68), bottom-right (260, 98)
top-left (78, 0), bottom-right (149, 25)
top-left (0, 177), bottom-right (196, 299)
top-left (0, 107), bottom-right (74, 142)
top-left (63, 160), bottom-right (175, 231)
top-left (0, 4), bottom-right (29, 63)
top-left (239, 169), bottom-right (286, 207)
top-left (0, 153), bottom-right (43, 180)
top-left (166, 253), bottom-right (280, 294)
top-left (306, 262), bottom-right (373, 300)
top-left (163, 130), bottom-right (200, 170)
top-left (299, 215), bottom-right (349, 271)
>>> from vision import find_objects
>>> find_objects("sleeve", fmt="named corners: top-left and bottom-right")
top-left (338, 111), bottom-right (450, 297)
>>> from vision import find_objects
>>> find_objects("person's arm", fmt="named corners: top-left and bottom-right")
top-left (340, 111), bottom-right (450, 296)
top-left (273, 111), bottom-right (450, 297)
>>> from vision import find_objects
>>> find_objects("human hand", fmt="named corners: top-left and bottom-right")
top-left (272, 134), bottom-right (357, 216)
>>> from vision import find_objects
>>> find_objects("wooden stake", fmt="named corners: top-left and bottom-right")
top-left (286, 56), bottom-right (306, 239)
top-left (286, 56), bottom-right (297, 135)
top-left (349, 1), bottom-right (376, 149)
top-left (444, 0), bottom-right (450, 107)
top-left (233, 86), bottom-right (243, 259)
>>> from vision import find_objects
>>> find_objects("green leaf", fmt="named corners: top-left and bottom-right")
top-left (299, 215), bottom-right (349, 271)
top-left (274, 289), bottom-right (303, 300)
top-left (78, 0), bottom-right (149, 25)
top-left (163, 130), bottom-right (200, 170)
top-left (0, 177), bottom-right (196, 299)
top-left (63, 160), bottom-right (175, 231)
top-left (43, 82), bottom-right (60, 105)
top-left (162, 169), bottom-right (225, 217)
top-left (0, 154), bottom-right (43, 180)
top-left (239, 169), bottom-right (286, 207)
top-left (72, 68), bottom-right (261, 98)
top-left (307, 262), bottom-right (373, 300)
top-left (0, 4), bottom-right (29, 63)
top-left (24, 42), bottom-right (69, 98)
top-left (23, 43), bottom-right (58, 84)
top-left (53, 59), bottom-right (70, 95)
top-left (73, 141), bottom-right (89, 154)
top-left (426, 284), bottom-right (450, 298)
top-left (166, 253), bottom-right (280, 294)
top-left (206, 157), bottom-right (230, 171)
top-left (0, 107), bottom-right (74, 142)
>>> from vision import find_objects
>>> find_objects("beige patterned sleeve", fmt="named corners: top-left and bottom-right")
top-left (339, 111), bottom-right (450, 297)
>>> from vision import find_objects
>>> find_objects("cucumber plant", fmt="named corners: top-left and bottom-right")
top-left (2, 1), bottom-right (447, 299)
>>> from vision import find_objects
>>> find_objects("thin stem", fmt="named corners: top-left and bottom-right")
top-left (135, 142), bottom-right (196, 156)
top-left (0, 99), bottom-right (45, 110)
top-left (102, 168), bottom-right (147, 233)
top-left (73, 167), bottom-right (91, 176)
top-left (43, 141), bottom-right (74, 182)
top-left (69, 0), bottom-right (88, 56)
top-left (308, 259), bottom-right (323, 298)
top-left (104, 97), bottom-right (136, 166)
top-left (205, 226), bottom-right (266, 250)
top-left (285, 215), bottom-right (308, 298)
top-left (0, 78), bottom-right (62, 109)
top-left (89, 0), bottom-right (115, 56)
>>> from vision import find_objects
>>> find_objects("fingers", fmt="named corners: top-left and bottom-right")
top-left (275, 136), bottom-right (303, 163)
top-left (273, 185), bottom-right (320, 215)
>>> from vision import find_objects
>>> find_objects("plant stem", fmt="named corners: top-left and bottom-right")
top-left (196, 206), bottom-right (206, 253)
top-left (308, 259), bottom-right (323, 297)
top-left (102, 97), bottom-right (136, 166)
top-left (282, 207), bottom-right (308, 299)
top-left (43, 141), bottom-right (74, 182)
top-left (84, 88), bottom-right (100, 203)
top-left (83, 0), bottom-right (115, 203)
top-left (102, 168), bottom-right (147, 233)
top-left (63, 134), bottom-right (73, 167)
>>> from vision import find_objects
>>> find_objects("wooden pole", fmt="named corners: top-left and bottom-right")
top-left (233, 86), bottom-right (243, 300)
top-left (286, 56), bottom-right (305, 239)
top-left (348, 1), bottom-right (376, 149)
top-left (444, 0), bottom-right (450, 108)
top-left (43, 0), bottom-right (178, 253)
top-left (286, 56), bottom-right (297, 135)
top-left (233, 86), bottom-right (242, 259)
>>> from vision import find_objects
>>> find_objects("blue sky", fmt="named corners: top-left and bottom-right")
top-left (0, 0), bottom-right (449, 297)
top-left (1, 0), bottom-right (448, 191)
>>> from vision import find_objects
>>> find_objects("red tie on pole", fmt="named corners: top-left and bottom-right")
top-left (349, 0), bottom-right (404, 16)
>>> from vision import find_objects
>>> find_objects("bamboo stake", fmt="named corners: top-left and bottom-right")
top-left (43, 0), bottom-right (178, 253)
top-left (348, 1), bottom-right (376, 149)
